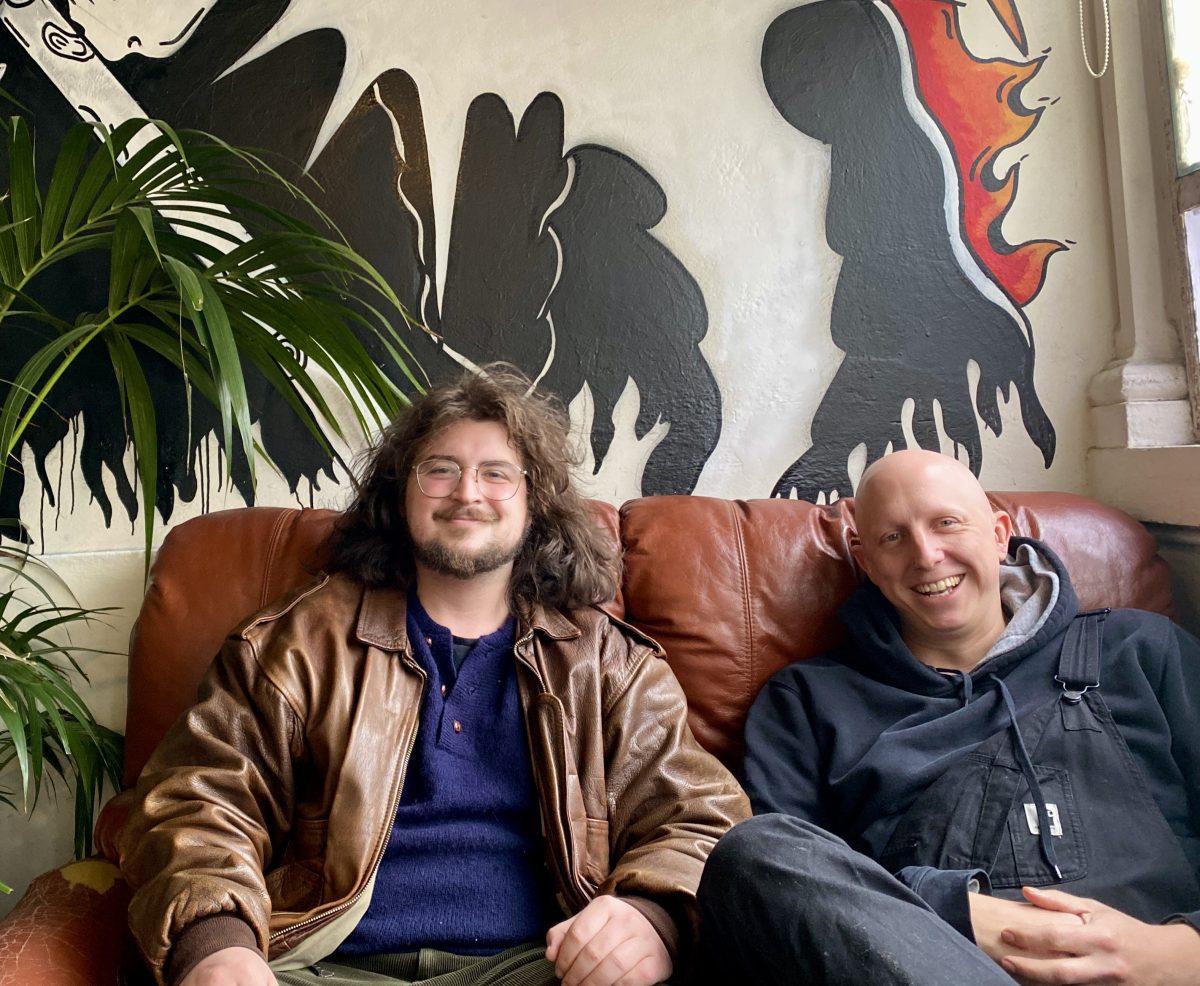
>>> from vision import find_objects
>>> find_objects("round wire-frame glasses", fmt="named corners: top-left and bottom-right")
top-left (412, 458), bottom-right (527, 501)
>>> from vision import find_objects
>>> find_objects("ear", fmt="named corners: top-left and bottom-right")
top-left (849, 534), bottom-right (873, 578)
top-left (992, 510), bottom-right (1014, 559)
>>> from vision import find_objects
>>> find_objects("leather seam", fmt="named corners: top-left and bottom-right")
top-left (260, 509), bottom-right (294, 609)
top-left (729, 500), bottom-right (755, 717)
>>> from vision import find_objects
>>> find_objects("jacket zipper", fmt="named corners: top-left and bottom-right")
top-left (267, 659), bottom-right (426, 949)
top-left (514, 628), bottom-right (591, 911)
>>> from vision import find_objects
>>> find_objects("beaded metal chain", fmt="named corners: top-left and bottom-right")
top-left (1079, 0), bottom-right (1112, 79)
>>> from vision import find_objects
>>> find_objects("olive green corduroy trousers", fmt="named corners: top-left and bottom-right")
top-left (274, 943), bottom-right (559, 986)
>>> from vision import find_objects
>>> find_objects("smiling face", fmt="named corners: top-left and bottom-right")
top-left (851, 450), bottom-right (1013, 668)
top-left (404, 418), bottom-right (530, 581)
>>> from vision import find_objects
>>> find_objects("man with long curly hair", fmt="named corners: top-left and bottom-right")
top-left (120, 365), bottom-right (746, 986)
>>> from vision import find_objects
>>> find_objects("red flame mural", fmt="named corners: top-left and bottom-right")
top-left (887, 0), bottom-right (1065, 307)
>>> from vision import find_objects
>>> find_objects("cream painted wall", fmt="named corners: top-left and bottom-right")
top-left (0, 0), bottom-right (1129, 913)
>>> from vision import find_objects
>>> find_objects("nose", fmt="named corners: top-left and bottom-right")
top-left (449, 466), bottom-right (484, 502)
top-left (910, 529), bottom-right (943, 569)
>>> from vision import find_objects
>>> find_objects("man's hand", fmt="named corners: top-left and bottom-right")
top-left (969, 890), bottom-right (1085, 965)
top-left (996, 886), bottom-right (1200, 985)
top-left (179, 946), bottom-right (275, 986)
top-left (545, 895), bottom-right (672, 986)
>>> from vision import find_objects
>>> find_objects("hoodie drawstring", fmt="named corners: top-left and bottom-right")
top-left (989, 673), bottom-right (1063, 880)
top-left (953, 670), bottom-right (973, 705)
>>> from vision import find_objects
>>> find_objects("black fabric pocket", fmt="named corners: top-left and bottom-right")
top-left (988, 765), bottom-right (1088, 888)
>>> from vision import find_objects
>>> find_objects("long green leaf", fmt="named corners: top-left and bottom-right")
top-left (7, 117), bottom-right (40, 276)
top-left (108, 208), bottom-right (146, 315)
top-left (198, 278), bottom-right (254, 487)
top-left (0, 195), bottom-right (22, 296)
top-left (0, 322), bottom-right (100, 467)
top-left (106, 333), bottom-right (159, 565)
top-left (0, 682), bottom-right (31, 808)
top-left (130, 206), bottom-right (160, 262)
top-left (40, 124), bottom-right (93, 255)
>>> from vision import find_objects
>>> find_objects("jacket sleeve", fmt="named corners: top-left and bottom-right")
top-left (594, 624), bottom-right (750, 971)
top-left (119, 634), bottom-right (301, 985)
top-left (744, 669), bottom-right (984, 939)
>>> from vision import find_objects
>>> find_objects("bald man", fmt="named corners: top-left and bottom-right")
top-left (699, 450), bottom-right (1200, 985)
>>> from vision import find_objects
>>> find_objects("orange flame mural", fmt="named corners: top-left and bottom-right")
top-left (887, 0), bottom-right (1065, 307)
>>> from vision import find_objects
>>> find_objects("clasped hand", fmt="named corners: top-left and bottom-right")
top-left (971, 887), bottom-right (1200, 985)
top-left (546, 894), bottom-right (672, 986)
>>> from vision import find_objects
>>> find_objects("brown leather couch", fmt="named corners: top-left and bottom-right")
top-left (0, 492), bottom-right (1174, 985)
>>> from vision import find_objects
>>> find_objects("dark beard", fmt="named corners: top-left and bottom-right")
top-left (411, 527), bottom-right (529, 580)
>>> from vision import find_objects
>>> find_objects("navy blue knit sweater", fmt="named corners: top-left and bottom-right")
top-left (335, 593), bottom-right (558, 956)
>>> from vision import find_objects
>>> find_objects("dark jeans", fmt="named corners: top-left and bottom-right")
top-left (697, 814), bottom-right (1014, 985)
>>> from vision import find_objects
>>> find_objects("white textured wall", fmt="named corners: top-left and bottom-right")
top-left (0, 0), bottom-right (1124, 912)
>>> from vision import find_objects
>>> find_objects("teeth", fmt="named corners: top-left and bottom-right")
top-left (915, 575), bottom-right (963, 596)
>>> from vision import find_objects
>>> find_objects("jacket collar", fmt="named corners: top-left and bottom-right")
top-left (522, 600), bottom-right (583, 641)
top-left (356, 583), bottom-right (411, 650)
top-left (354, 582), bottom-right (582, 650)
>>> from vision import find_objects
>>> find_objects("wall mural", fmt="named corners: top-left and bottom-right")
top-left (0, 0), bottom-right (1063, 540)
top-left (766, 0), bottom-right (1064, 499)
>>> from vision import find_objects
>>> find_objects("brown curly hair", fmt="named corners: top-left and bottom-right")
top-left (325, 364), bottom-right (617, 611)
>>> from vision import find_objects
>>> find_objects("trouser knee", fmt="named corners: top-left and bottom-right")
top-left (708, 812), bottom-right (844, 876)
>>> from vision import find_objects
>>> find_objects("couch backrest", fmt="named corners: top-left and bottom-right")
top-left (124, 492), bottom-right (1173, 785)
top-left (619, 493), bottom-right (1173, 768)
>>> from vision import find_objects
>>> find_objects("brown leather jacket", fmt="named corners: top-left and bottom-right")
top-left (119, 573), bottom-right (748, 982)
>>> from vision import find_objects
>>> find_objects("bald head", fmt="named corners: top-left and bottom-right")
top-left (850, 450), bottom-right (1013, 669)
top-left (854, 450), bottom-right (992, 534)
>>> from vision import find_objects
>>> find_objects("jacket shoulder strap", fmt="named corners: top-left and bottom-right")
top-left (1055, 608), bottom-right (1108, 701)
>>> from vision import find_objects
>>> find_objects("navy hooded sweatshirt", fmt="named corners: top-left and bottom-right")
top-left (744, 538), bottom-right (1200, 938)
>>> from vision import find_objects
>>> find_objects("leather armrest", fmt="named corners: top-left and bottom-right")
top-left (0, 860), bottom-right (135, 986)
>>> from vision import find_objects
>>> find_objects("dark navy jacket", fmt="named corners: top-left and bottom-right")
top-left (744, 538), bottom-right (1200, 934)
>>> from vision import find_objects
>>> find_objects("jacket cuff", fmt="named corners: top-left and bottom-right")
top-left (895, 866), bottom-right (990, 942)
top-left (1166, 912), bottom-right (1200, 933)
top-left (165, 913), bottom-right (261, 986)
top-left (619, 894), bottom-right (681, 964)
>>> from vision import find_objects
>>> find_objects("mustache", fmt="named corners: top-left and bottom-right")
top-left (432, 507), bottom-right (498, 523)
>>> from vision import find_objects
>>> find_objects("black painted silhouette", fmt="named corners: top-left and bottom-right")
top-left (762, 0), bottom-right (1055, 499)
top-left (2, 1), bottom-right (720, 539)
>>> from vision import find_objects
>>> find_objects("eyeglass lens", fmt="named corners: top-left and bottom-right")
top-left (415, 459), bottom-right (523, 500)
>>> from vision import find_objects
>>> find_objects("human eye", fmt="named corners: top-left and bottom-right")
top-left (880, 531), bottom-right (902, 544)
top-left (477, 462), bottom-right (513, 483)
top-left (422, 459), bottom-right (458, 478)
top-left (936, 517), bottom-right (960, 529)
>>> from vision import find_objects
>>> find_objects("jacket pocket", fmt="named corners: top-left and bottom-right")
top-left (267, 813), bottom-right (328, 910)
top-left (583, 817), bottom-right (610, 888)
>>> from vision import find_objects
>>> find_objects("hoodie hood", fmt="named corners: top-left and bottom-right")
top-left (837, 536), bottom-right (1079, 696)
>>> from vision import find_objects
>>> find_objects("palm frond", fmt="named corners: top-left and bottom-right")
top-left (0, 114), bottom-right (426, 560)
top-left (0, 540), bottom-right (122, 857)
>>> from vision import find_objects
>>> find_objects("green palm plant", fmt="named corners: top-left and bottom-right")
top-left (0, 111), bottom-right (425, 884)
top-left (0, 112), bottom-right (424, 559)
top-left (0, 525), bottom-right (122, 891)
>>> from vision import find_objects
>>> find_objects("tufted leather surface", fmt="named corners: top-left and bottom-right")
top-left (0, 491), bottom-right (1173, 983)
